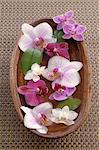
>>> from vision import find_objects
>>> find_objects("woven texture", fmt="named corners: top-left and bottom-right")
top-left (0, 0), bottom-right (98, 149)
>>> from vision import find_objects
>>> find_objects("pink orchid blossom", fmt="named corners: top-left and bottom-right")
top-left (44, 42), bottom-right (70, 59)
top-left (42, 56), bottom-right (83, 87)
top-left (49, 83), bottom-right (76, 101)
top-left (53, 10), bottom-right (75, 30)
top-left (19, 23), bottom-right (56, 52)
top-left (42, 56), bottom-right (70, 81)
top-left (21, 102), bottom-right (53, 134)
top-left (17, 80), bottom-right (48, 106)
top-left (63, 23), bottom-right (86, 41)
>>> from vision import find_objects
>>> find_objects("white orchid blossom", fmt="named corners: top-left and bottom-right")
top-left (24, 63), bottom-right (45, 82)
top-left (21, 102), bottom-right (53, 134)
top-left (42, 56), bottom-right (83, 87)
top-left (19, 23), bottom-right (56, 52)
top-left (50, 106), bottom-right (78, 125)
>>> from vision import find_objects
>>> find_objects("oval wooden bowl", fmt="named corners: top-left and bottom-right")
top-left (10, 19), bottom-right (91, 138)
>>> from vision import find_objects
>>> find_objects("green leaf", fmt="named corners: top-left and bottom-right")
top-left (53, 30), bottom-right (59, 38)
top-left (53, 30), bottom-right (65, 43)
top-left (31, 49), bottom-right (43, 64)
top-left (57, 31), bottom-right (64, 37)
top-left (20, 49), bottom-right (42, 75)
top-left (57, 38), bottom-right (65, 43)
top-left (57, 98), bottom-right (81, 110)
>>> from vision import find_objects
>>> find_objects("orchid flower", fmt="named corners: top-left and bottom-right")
top-left (42, 56), bottom-right (83, 87)
top-left (50, 106), bottom-right (78, 125)
top-left (24, 63), bottom-right (45, 82)
top-left (21, 102), bottom-right (53, 134)
top-left (17, 80), bottom-right (48, 106)
top-left (44, 43), bottom-right (70, 59)
top-left (53, 10), bottom-right (75, 30)
top-left (49, 83), bottom-right (76, 101)
top-left (19, 23), bottom-right (57, 52)
top-left (42, 56), bottom-right (70, 81)
top-left (63, 23), bottom-right (86, 41)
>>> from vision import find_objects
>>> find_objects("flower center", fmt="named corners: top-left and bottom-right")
top-left (53, 48), bottom-right (57, 52)
top-left (35, 37), bottom-right (47, 48)
top-left (58, 88), bottom-right (65, 94)
top-left (49, 68), bottom-right (61, 79)
top-left (36, 87), bottom-right (48, 96)
top-left (54, 83), bottom-right (66, 93)
top-left (39, 113), bottom-right (49, 126)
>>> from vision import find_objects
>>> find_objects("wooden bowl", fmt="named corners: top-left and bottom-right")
top-left (10, 19), bottom-right (91, 138)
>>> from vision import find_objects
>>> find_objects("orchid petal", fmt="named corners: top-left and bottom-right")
top-left (49, 94), bottom-right (54, 100)
top-left (45, 37), bottom-right (57, 43)
top-left (63, 24), bottom-right (74, 34)
top-left (73, 34), bottom-right (84, 41)
top-left (68, 19), bottom-right (75, 24)
top-left (62, 106), bottom-right (69, 112)
top-left (21, 106), bottom-right (32, 114)
top-left (19, 35), bottom-right (34, 52)
top-left (31, 63), bottom-right (45, 75)
top-left (17, 85), bottom-right (33, 95)
top-left (52, 108), bottom-right (62, 118)
top-left (57, 23), bottom-right (63, 30)
top-left (64, 10), bottom-right (74, 19)
top-left (66, 87), bottom-right (76, 96)
top-left (42, 68), bottom-right (54, 81)
top-left (63, 33), bottom-right (72, 39)
top-left (64, 61), bottom-right (83, 72)
top-left (68, 111), bottom-right (78, 120)
top-left (25, 92), bottom-right (43, 106)
top-left (57, 47), bottom-right (70, 59)
top-left (24, 113), bottom-right (42, 129)
top-left (27, 80), bottom-right (47, 89)
top-left (32, 102), bottom-right (53, 118)
top-left (76, 25), bottom-right (86, 34)
top-left (32, 74), bottom-right (40, 82)
top-left (34, 23), bottom-right (53, 39)
top-left (31, 63), bottom-right (40, 71)
top-left (37, 126), bottom-right (48, 134)
top-left (24, 70), bottom-right (33, 80)
top-left (50, 92), bottom-right (68, 101)
top-left (53, 16), bottom-right (62, 24)
top-left (27, 80), bottom-right (34, 88)
top-left (24, 70), bottom-right (40, 82)
top-left (22, 23), bottom-right (36, 39)
top-left (54, 69), bottom-right (80, 87)
top-left (48, 56), bottom-right (70, 71)
top-left (62, 120), bottom-right (75, 125)
top-left (39, 66), bottom-right (46, 74)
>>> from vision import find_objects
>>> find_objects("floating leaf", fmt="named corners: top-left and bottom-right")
top-left (20, 49), bottom-right (42, 75)
top-left (53, 30), bottom-right (65, 43)
top-left (57, 98), bottom-right (81, 110)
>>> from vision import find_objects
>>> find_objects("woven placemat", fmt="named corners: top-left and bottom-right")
top-left (0, 0), bottom-right (98, 149)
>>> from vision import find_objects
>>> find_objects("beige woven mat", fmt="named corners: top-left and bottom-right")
top-left (0, 0), bottom-right (98, 149)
